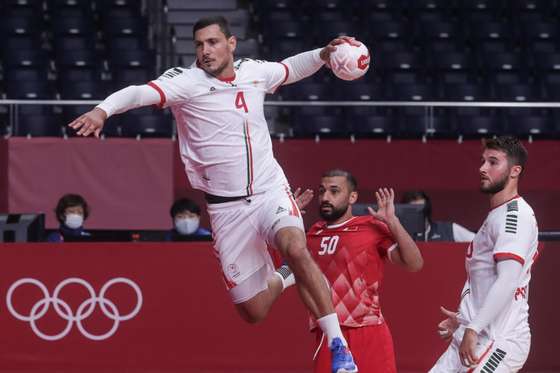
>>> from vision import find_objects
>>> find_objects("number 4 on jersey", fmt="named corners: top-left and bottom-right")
top-left (319, 236), bottom-right (340, 255)
top-left (235, 91), bottom-right (248, 113)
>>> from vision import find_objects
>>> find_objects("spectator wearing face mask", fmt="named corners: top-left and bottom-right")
top-left (165, 198), bottom-right (211, 241)
top-left (47, 194), bottom-right (92, 242)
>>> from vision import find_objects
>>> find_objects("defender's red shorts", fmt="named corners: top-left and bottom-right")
top-left (313, 323), bottom-right (397, 373)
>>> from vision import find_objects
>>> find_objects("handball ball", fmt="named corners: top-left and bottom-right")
top-left (329, 41), bottom-right (370, 81)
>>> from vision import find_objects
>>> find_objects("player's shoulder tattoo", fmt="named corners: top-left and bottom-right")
top-left (160, 67), bottom-right (185, 79)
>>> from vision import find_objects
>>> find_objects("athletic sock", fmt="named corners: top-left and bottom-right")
top-left (317, 313), bottom-right (348, 347)
top-left (273, 264), bottom-right (295, 291)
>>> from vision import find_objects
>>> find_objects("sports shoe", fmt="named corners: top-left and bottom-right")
top-left (330, 337), bottom-right (358, 373)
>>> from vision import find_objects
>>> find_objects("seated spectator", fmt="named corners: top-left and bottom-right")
top-left (165, 198), bottom-right (211, 241)
top-left (402, 190), bottom-right (475, 242)
top-left (47, 194), bottom-right (92, 242)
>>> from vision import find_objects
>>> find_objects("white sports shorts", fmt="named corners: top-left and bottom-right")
top-left (429, 326), bottom-right (530, 373)
top-left (207, 186), bottom-right (304, 304)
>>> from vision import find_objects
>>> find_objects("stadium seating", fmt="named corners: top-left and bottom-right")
top-left (15, 114), bottom-right (62, 137)
top-left (120, 112), bottom-right (174, 138)
top-left (0, 0), bottom-right (162, 137)
top-left (250, 0), bottom-right (560, 138)
top-left (2, 0), bottom-right (559, 138)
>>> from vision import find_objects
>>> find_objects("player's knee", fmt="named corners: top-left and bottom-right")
top-left (236, 302), bottom-right (269, 325)
top-left (284, 240), bottom-right (310, 264)
top-left (244, 313), bottom-right (266, 324)
top-left (239, 308), bottom-right (267, 325)
top-left (275, 227), bottom-right (308, 262)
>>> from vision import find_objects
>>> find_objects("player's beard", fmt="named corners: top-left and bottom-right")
top-left (480, 172), bottom-right (509, 194)
top-left (202, 58), bottom-right (229, 77)
top-left (319, 202), bottom-right (348, 223)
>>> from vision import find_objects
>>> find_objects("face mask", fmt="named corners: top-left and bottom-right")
top-left (65, 213), bottom-right (84, 229)
top-left (175, 217), bottom-right (200, 235)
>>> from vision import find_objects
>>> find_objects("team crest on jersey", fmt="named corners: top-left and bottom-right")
top-left (507, 200), bottom-right (519, 212)
top-left (227, 263), bottom-right (240, 279)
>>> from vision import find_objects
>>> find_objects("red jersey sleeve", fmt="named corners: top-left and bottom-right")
top-left (369, 218), bottom-right (397, 259)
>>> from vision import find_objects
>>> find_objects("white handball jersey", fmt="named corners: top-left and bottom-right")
top-left (459, 196), bottom-right (539, 339)
top-left (148, 59), bottom-right (290, 197)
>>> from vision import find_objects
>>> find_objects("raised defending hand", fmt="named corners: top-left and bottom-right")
top-left (367, 187), bottom-right (397, 223)
top-left (437, 306), bottom-right (460, 341)
top-left (68, 107), bottom-right (108, 138)
top-left (293, 187), bottom-right (314, 214)
top-left (319, 36), bottom-right (361, 66)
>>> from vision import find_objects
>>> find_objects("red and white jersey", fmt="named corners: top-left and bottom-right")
top-left (460, 196), bottom-right (539, 339)
top-left (307, 215), bottom-right (397, 329)
top-left (149, 59), bottom-right (290, 196)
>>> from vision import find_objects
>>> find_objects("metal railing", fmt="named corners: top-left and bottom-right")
top-left (2, 99), bottom-right (559, 138)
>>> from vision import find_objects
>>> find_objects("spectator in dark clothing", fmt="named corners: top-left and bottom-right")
top-left (47, 194), bottom-right (92, 242)
top-left (165, 198), bottom-right (211, 241)
top-left (402, 190), bottom-right (475, 242)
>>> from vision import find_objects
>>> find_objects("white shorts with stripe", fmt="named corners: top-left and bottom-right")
top-left (429, 326), bottom-right (530, 373)
top-left (207, 185), bottom-right (304, 304)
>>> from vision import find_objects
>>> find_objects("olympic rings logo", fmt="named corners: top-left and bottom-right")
top-left (6, 277), bottom-right (142, 341)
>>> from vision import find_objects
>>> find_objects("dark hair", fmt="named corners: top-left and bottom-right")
top-left (170, 198), bottom-right (201, 218)
top-left (55, 194), bottom-right (90, 224)
top-left (192, 16), bottom-right (232, 39)
top-left (321, 169), bottom-right (358, 191)
top-left (402, 190), bottom-right (432, 223)
top-left (483, 136), bottom-right (528, 174)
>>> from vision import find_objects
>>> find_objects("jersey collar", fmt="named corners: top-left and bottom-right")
top-left (326, 216), bottom-right (357, 229)
top-left (217, 73), bottom-right (236, 83)
top-left (491, 194), bottom-right (521, 211)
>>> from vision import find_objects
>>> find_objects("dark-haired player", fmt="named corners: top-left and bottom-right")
top-left (430, 136), bottom-right (539, 372)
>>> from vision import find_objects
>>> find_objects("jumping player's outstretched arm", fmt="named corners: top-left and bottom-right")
top-left (68, 84), bottom-right (161, 137)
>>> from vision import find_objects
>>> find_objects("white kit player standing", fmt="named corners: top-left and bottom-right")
top-left (69, 16), bottom-right (360, 373)
top-left (430, 136), bottom-right (539, 373)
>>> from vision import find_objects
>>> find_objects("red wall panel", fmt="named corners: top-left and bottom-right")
top-left (175, 139), bottom-right (560, 232)
top-left (7, 138), bottom-right (174, 230)
top-left (270, 139), bottom-right (560, 231)
top-left (4, 138), bottom-right (559, 232)
top-left (0, 242), bottom-right (556, 372)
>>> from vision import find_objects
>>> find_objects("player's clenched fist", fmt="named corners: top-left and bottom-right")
top-left (68, 107), bottom-right (108, 138)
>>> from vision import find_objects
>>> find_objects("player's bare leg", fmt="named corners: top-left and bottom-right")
top-left (234, 268), bottom-right (287, 324)
top-left (233, 227), bottom-right (328, 323)
top-left (275, 226), bottom-right (357, 373)
top-left (274, 227), bottom-right (335, 317)
top-left (232, 225), bottom-right (357, 371)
